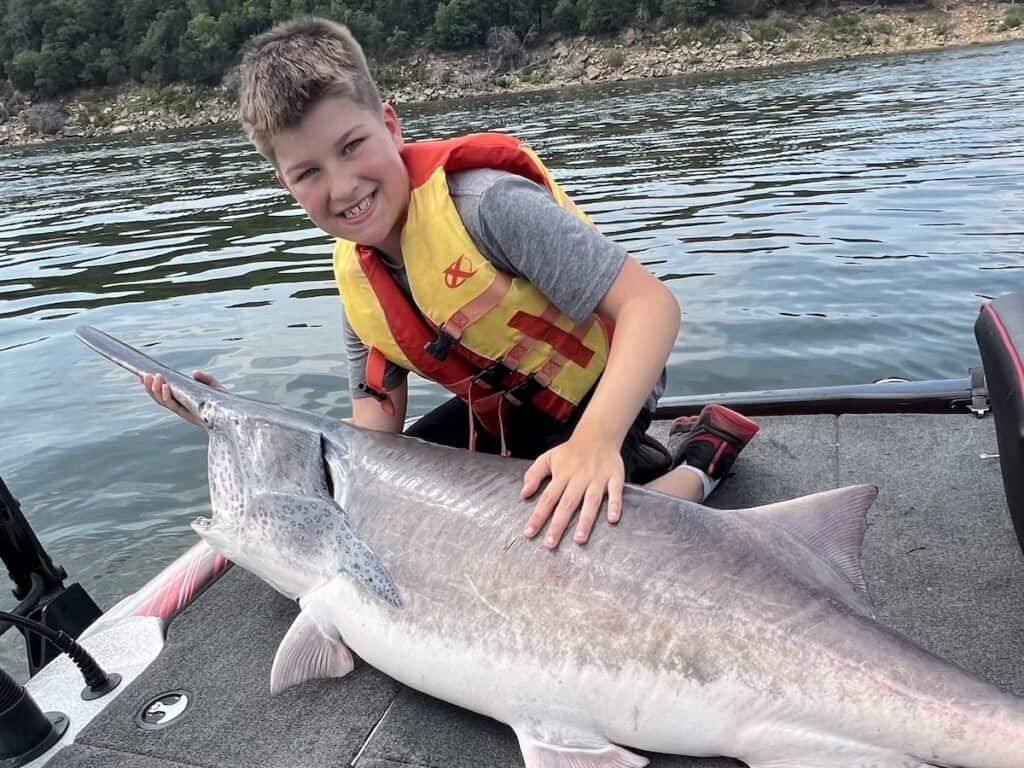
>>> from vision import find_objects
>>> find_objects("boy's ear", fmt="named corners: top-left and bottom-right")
top-left (382, 103), bottom-right (404, 151)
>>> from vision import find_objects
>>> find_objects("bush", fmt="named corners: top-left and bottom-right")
top-left (872, 19), bottom-right (894, 36)
top-left (674, 19), bottom-right (729, 45)
top-left (1000, 12), bottom-right (1022, 31)
top-left (27, 102), bottom-right (65, 134)
top-left (603, 48), bottom-right (625, 67)
top-left (748, 18), bottom-right (788, 41)
top-left (487, 27), bottom-right (527, 72)
top-left (384, 28), bottom-right (412, 57)
top-left (9, 49), bottom-right (41, 92)
top-left (821, 13), bottom-right (867, 43)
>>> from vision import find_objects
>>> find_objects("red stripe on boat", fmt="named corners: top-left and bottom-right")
top-left (983, 303), bottom-right (1024, 393)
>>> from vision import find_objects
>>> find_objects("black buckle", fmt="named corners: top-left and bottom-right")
top-left (424, 326), bottom-right (457, 361)
top-left (357, 382), bottom-right (388, 402)
top-left (503, 374), bottom-right (544, 406)
top-left (472, 359), bottom-right (513, 389)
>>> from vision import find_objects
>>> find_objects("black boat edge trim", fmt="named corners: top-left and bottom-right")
top-left (653, 374), bottom-right (984, 419)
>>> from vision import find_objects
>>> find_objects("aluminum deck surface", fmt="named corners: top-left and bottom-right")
top-left (43, 413), bottom-right (1024, 768)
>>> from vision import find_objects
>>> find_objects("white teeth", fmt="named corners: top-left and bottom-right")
top-left (342, 194), bottom-right (373, 219)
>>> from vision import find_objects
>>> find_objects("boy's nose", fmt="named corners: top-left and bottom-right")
top-left (326, 168), bottom-right (359, 206)
top-left (328, 176), bottom-right (355, 202)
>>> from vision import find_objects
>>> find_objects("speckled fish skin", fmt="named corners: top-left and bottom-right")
top-left (78, 325), bottom-right (1024, 768)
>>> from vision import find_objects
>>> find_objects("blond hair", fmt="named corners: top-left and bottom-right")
top-left (239, 17), bottom-right (382, 163)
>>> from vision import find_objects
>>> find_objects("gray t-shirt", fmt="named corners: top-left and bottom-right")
top-left (342, 168), bottom-right (665, 410)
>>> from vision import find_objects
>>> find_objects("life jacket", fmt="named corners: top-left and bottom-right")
top-left (333, 132), bottom-right (612, 449)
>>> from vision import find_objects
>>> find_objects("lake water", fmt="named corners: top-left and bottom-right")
top-left (0, 41), bottom-right (1022, 674)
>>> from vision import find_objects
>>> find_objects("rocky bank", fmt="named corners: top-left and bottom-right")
top-left (1, 1), bottom-right (1022, 148)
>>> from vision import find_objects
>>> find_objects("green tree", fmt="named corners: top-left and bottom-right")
top-left (577, 0), bottom-right (634, 32)
top-left (34, 41), bottom-right (77, 95)
top-left (133, 5), bottom-right (189, 83)
top-left (5, 0), bottom-right (35, 49)
top-left (344, 8), bottom-right (386, 51)
top-left (551, 0), bottom-right (579, 32)
top-left (432, 0), bottom-right (482, 48)
top-left (661, 0), bottom-right (715, 24)
top-left (178, 12), bottom-right (234, 81)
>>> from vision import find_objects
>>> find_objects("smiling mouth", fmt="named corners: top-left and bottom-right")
top-left (340, 191), bottom-right (376, 220)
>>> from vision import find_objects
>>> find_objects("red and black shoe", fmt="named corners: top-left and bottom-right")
top-left (667, 404), bottom-right (759, 481)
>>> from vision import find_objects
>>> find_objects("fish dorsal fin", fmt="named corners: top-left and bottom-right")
top-left (743, 485), bottom-right (878, 615)
top-left (270, 606), bottom-right (353, 695)
top-left (512, 723), bottom-right (648, 768)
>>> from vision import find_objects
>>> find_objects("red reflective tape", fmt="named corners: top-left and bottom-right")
top-left (367, 347), bottom-right (388, 392)
top-left (508, 311), bottom-right (594, 369)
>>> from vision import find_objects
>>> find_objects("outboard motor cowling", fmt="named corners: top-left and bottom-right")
top-left (974, 292), bottom-right (1024, 554)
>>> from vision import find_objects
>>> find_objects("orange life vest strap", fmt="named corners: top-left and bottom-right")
top-left (362, 346), bottom-right (396, 415)
top-left (444, 271), bottom-right (514, 339)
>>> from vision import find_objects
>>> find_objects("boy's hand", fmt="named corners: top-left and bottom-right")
top-left (521, 436), bottom-right (624, 549)
top-left (142, 371), bottom-right (225, 429)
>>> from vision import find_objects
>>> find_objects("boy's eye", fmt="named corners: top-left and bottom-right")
top-left (296, 167), bottom-right (317, 182)
top-left (342, 138), bottom-right (363, 155)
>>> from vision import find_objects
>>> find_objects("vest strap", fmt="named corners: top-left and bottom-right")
top-left (447, 272), bottom-right (514, 337)
top-left (507, 311), bottom-right (596, 369)
top-left (425, 272), bottom-right (515, 361)
top-left (362, 346), bottom-right (395, 415)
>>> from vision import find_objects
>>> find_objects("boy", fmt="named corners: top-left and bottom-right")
top-left (143, 17), bottom-right (759, 549)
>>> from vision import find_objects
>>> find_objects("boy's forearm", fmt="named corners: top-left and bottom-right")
top-left (351, 380), bottom-right (408, 432)
top-left (573, 287), bottom-right (680, 446)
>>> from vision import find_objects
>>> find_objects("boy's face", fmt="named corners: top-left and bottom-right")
top-left (274, 96), bottom-right (409, 252)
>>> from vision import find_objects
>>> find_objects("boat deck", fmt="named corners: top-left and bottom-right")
top-left (42, 413), bottom-right (1024, 768)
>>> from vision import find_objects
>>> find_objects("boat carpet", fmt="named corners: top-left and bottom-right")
top-left (45, 413), bottom-right (1023, 768)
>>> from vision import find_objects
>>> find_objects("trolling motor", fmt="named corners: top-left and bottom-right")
top-left (0, 475), bottom-right (102, 675)
top-left (0, 474), bottom-right (118, 766)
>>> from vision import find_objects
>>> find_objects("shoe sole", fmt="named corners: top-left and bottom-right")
top-left (700, 403), bottom-right (760, 443)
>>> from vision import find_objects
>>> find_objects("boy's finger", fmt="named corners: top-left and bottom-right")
top-left (193, 370), bottom-right (225, 390)
top-left (606, 474), bottom-right (625, 524)
top-left (523, 475), bottom-right (565, 538)
top-left (160, 382), bottom-right (177, 408)
top-left (153, 374), bottom-right (168, 400)
top-left (544, 483), bottom-right (585, 549)
top-left (521, 454), bottom-right (552, 498)
top-left (160, 383), bottom-right (193, 422)
top-left (574, 484), bottom-right (605, 544)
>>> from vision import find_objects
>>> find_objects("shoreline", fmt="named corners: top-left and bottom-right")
top-left (1, 1), bottom-right (1021, 148)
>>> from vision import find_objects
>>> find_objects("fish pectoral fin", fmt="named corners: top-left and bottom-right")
top-left (269, 607), bottom-right (354, 696)
top-left (334, 515), bottom-right (403, 608)
top-left (512, 725), bottom-right (649, 768)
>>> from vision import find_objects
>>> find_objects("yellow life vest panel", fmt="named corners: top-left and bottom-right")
top-left (333, 132), bottom-right (611, 431)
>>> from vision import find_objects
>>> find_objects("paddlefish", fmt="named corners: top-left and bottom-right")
top-left (77, 325), bottom-right (1024, 768)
